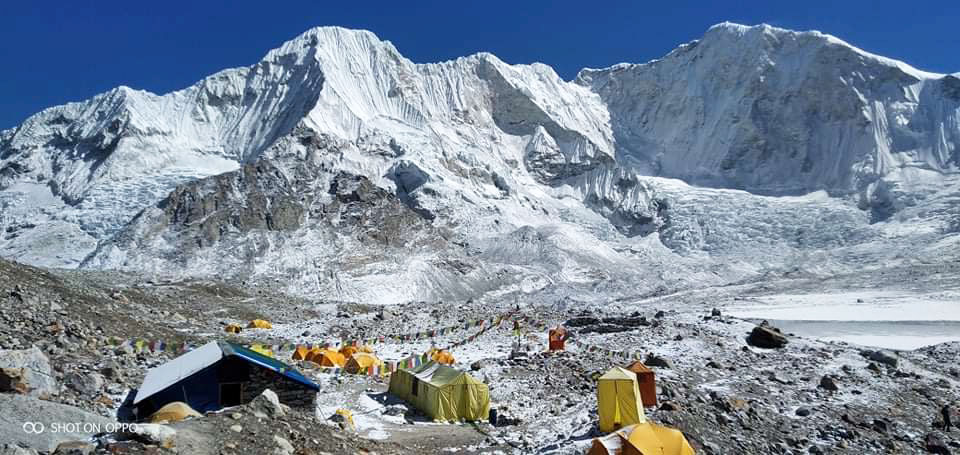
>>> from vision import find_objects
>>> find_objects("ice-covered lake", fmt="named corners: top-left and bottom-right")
top-left (726, 291), bottom-right (960, 351)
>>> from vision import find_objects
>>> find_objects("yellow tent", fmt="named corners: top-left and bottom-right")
top-left (358, 345), bottom-right (375, 354)
top-left (588, 423), bottom-right (694, 455)
top-left (306, 348), bottom-right (346, 367)
top-left (247, 319), bottom-right (272, 329)
top-left (597, 367), bottom-right (646, 432)
top-left (224, 324), bottom-right (243, 334)
top-left (249, 344), bottom-right (274, 358)
top-left (291, 345), bottom-right (309, 361)
top-left (344, 352), bottom-right (383, 374)
top-left (148, 401), bottom-right (202, 423)
top-left (627, 421), bottom-right (695, 455)
top-left (388, 361), bottom-right (489, 422)
top-left (431, 349), bottom-right (455, 365)
top-left (339, 345), bottom-right (359, 359)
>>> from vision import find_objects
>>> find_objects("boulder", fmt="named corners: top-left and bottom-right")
top-left (862, 350), bottom-right (899, 368)
top-left (0, 347), bottom-right (56, 397)
top-left (273, 436), bottom-right (294, 455)
top-left (924, 433), bottom-right (950, 454)
top-left (247, 389), bottom-right (288, 418)
top-left (0, 445), bottom-right (39, 455)
top-left (644, 353), bottom-right (671, 368)
top-left (64, 372), bottom-right (104, 396)
top-left (52, 441), bottom-right (95, 455)
top-left (125, 423), bottom-right (176, 449)
top-left (747, 325), bottom-right (788, 349)
top-left (819, 375), bottom-right (839, 392)
top-left (0, 394), bottom-right (114, 452)
top-left (0, 368), bottom-right (30, 394)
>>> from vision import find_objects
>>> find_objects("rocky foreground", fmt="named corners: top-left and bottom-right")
top-left (1, 257), bottom-right (959, 454)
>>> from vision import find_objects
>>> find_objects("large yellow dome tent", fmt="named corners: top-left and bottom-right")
top-left (597, 366), bottom-right (646, 432)
top-left (344, 352), bottom-right (384, 374)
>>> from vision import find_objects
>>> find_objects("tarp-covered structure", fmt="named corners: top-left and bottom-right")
top-left (587, 422), bottom-right (695, 455)
top-left (597, 367), bottom-right (646, 432)
top-left (132, 341), bottom-right (318, 419)
top-left (388, 361), bottom-right (489, 422)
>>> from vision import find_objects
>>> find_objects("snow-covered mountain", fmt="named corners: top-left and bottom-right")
top-left (1, 23), bottom-right (958, 303)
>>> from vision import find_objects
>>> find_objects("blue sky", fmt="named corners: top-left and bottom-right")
top-left (1, 0), bottom-right (957, 129)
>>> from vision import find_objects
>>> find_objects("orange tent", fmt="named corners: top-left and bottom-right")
top-left (306, 348), bottom-right (345, 367)
top-left (548, 326), bottom-right (568, 351)
top-left (625, 360), bottom-right (658, 407)
top-left (431, 349), bottom-right (456, 365)
top-left (291, 345), bottom-right (310, 361)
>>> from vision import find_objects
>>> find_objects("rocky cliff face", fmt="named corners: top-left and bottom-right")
top-left (2, 23), bottom-right (959, 302)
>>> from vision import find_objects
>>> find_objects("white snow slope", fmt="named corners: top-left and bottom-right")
top-left (1, 23), bottom-right (958, 303)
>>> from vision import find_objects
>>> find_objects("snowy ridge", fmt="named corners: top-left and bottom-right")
top-left (1, 23), bottom-right (959, 302)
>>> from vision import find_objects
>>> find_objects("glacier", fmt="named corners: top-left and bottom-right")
top-left (1, 23), bottom-right (958, 303)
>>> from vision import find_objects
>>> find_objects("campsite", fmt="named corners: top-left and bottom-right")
top-left (1, 256), bottom-right (959, 454)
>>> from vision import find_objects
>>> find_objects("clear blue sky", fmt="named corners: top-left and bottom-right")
top-left (1, 0), bottom-right (957, 130)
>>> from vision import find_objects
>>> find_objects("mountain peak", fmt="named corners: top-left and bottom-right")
top-left (702, 22), bottom-right (945, 79)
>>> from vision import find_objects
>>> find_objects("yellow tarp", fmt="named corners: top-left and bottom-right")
top-left (149, 401), bottom-right (201, 423)
top-left (597, 367), bottom-right (646, 432)
top-left (345, 352), bottom-right (383, 374)
top-left (247, 319), bottom-right (272, 329)
top-left (388, 361), bottom-right (489, 422)
top-left (224, 324), bottom-right (243, 334)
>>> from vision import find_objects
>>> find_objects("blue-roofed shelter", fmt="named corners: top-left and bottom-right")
top-left (131, 341), bottom-right (318, 420)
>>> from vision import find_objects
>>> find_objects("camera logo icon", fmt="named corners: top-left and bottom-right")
top-left (22, 422), bottom-right (45, 434)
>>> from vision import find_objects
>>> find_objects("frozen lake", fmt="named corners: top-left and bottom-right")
top-left (726, 291), bottom-right (960, 350)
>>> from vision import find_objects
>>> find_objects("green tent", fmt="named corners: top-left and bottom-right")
top-left (388, 361), bottom-right (489, 422)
